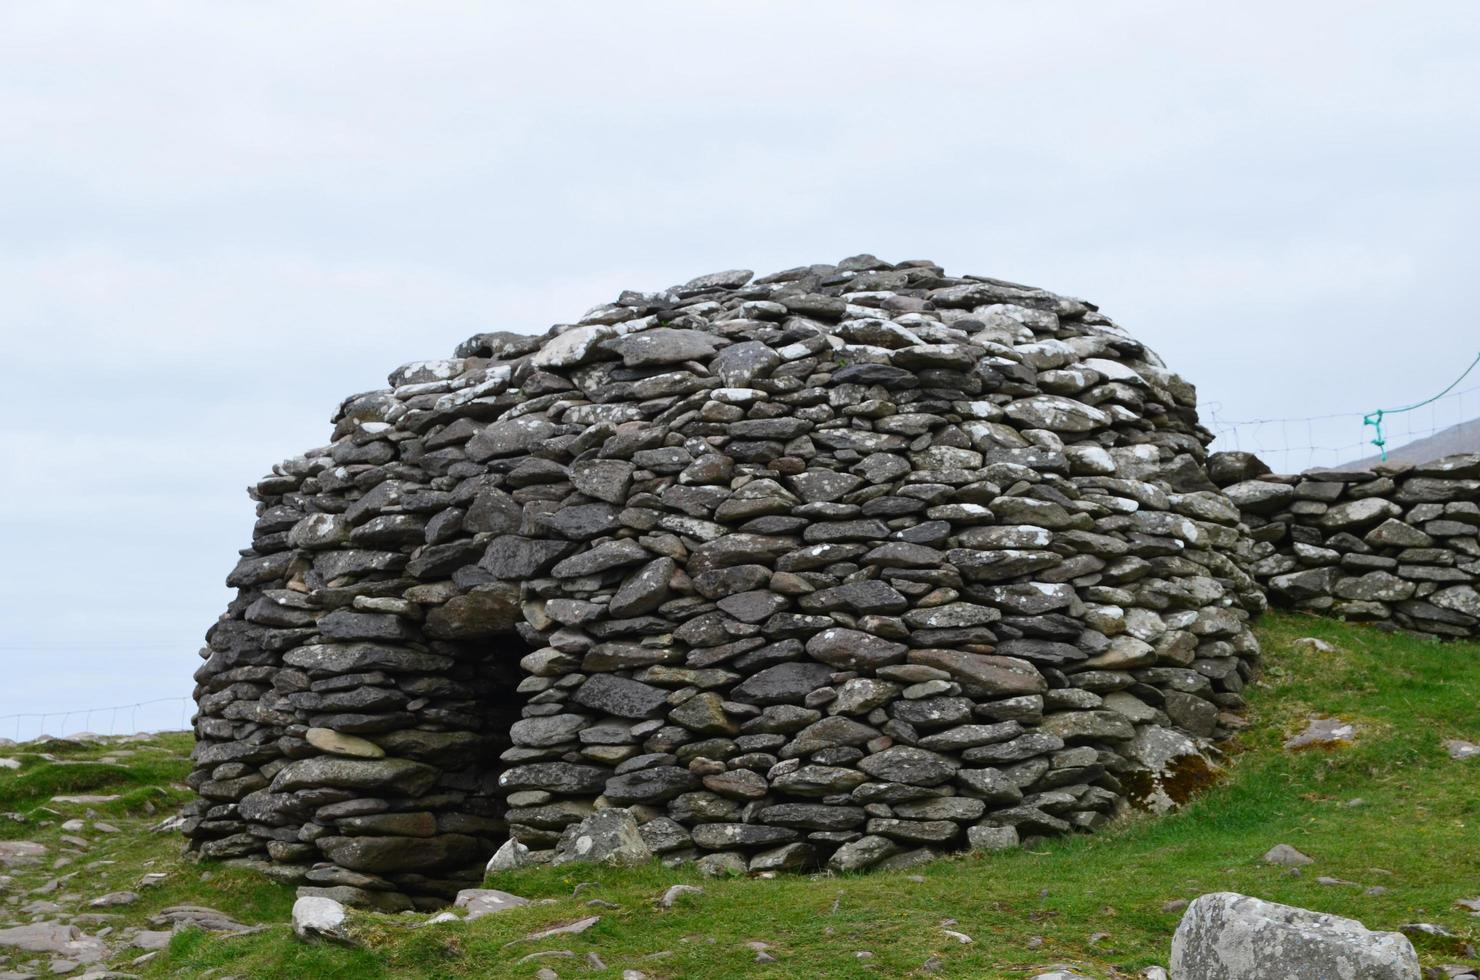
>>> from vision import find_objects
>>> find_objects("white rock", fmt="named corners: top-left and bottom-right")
top-left (551, 809), bottom-right (652, 868)
top-left (1083, 356), bottom-right (1146, 384)
top-left (292, 896), bottom-right (355, 946)
top-left (1065, 444), bottom-right (1116, 475)
top-left (1444, 739), bottom-right (1479, 760)
top-left (486, 837), bottom-right (531, 873)
top-left (1004, 394), bottom-right (1111, 432)
top-left (453, 888), bottom-right (529, 920)
top-left (1170, 892), bottom-right (1418, 980)
top-left (1284, 717), bottom-right (1356, 751)
top-left (532, 318), bottom-right (648, 369)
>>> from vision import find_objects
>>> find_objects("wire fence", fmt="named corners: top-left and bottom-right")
top-left (0, 695), bottom-right (192, 744)
top-left (1205, 380), bottom-right (1480, 473)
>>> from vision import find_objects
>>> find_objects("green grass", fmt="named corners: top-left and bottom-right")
top-left (0, 731), bottom-right (193, 827)
top-left (3, 613), bottom-right (1476, 978)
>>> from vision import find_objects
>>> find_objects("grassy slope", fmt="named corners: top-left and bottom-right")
top-left (2, 611), bottom-right (1476, 979)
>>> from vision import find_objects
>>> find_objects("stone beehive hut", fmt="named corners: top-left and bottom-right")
top-left (185, 256), bottom-right (1267, 909)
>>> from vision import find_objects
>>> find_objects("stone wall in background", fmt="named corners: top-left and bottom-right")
top-left (185, 256), bottom-right (1269, 910)
top-left (1212, 451), bottom-right (1480, 637)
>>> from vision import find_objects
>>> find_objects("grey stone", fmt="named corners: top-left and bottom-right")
top-left (690, 823), bottom-right (798, 849)
top-left (292, 895), bottom-right (356, 945)
top-left (1222, 480), bottom-right (1295, 514)
top-left (479, 535), bottom-right (578, 578)
top-left (1004, 395), bottom-right (1110, 432)
top-left (1319, 497), bottom-right (1403, 531)
top-left (552, 809), bottom-right (653, 867)
top-left (573, 674), bottom-right (670, 719)
top-left (827, 835), bottom-right (899, 872)
top-left (906, 650), bottom-right (1046, 697)
top-left (966, 824), bottom-right (1019, 852)
top-left (857, 746), bottom-right (958, 786)
top-left (511, 713), bottom-right (588, 747)
top-left (805, 628), bottom-right (907, 670)
top-left (732, 662), bottom-right (836, 705)
top-left (607, 328), bottom-right (721, 366)
top-left (1262, 843), bottom-right (1313, 867)
top-left (0, 922), bottom-right (107, 963)
top-left (1170, 892), bottom-right (1419, 980)
top-left (271, 757), bottom-right (439, 795)
top-left (712, 341), bottom-right (781, 386)
top-left (0, 841), bottom-right (47, 868)
top-left (552, 539), bottom-right (651, 577)
top-left (467, 416), bottom-right (560, 460)
top-left (609, 558), bottom-right (678, 617)
top-left (603, 767), bottom-right (699, 805)
top-left (423, 584), bottom-right (521, 638)
top-left (499, 762), bottom-right (610, 795)
top-left (317, 834), bottom-right (483, 874)
top-left (454, 888), bottom-right (530, 919)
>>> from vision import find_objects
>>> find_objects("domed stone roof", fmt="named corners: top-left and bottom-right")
top-left (186, 255), bottom-right (1265, 908)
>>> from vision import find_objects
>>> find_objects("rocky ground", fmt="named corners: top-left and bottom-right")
top-left (0, 613), bottom-right (1476, 978)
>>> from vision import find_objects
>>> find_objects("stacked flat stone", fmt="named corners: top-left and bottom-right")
top-left (1213, 451), bottom-right (1480, 637)
top-left (185, 255), bottom-right (1265, 908)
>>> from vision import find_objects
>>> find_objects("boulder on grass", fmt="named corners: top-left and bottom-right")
top-left (1170, 892), bottom-right (1418, 980)
top-left (292, 896), bottom-right (356, 946)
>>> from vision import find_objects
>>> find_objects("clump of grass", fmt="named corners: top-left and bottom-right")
top-left (0, 735), bottom-right (192, 827)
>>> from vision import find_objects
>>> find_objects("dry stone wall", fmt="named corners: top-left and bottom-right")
top-left (1212, 451), bottom-right (1480, 637)
top-left (185, 256), bottom-right (1267, 909)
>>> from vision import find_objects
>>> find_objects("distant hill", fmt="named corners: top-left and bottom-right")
top-left (1345, 415), bottom-right (1480, 469)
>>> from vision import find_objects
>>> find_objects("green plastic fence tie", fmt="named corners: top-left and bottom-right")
top-left (1364, 352), bottom-right (1480, 461)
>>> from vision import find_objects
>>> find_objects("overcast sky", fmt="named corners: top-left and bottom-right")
top-left (2, 2), bottom-right (1477, 734)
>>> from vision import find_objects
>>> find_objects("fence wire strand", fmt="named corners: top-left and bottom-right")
top-left (1, 696), bottom-right (192, 742)
top-left (1206, 381), bottom-right (1480, 471)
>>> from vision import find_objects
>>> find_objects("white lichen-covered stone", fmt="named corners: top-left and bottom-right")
top-left (292, 896), bottom-right (355, 945)
top-left (453, 888), bottom-right (529, 920)
top-left (552, 809), bottom-right (653, 867)
top-left (486, 838), bottom-right (531, 873)
top-left (1170, 892), bottom-right (1419, 980)
top-left (1125, 725), bottom-right (1218, 814)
